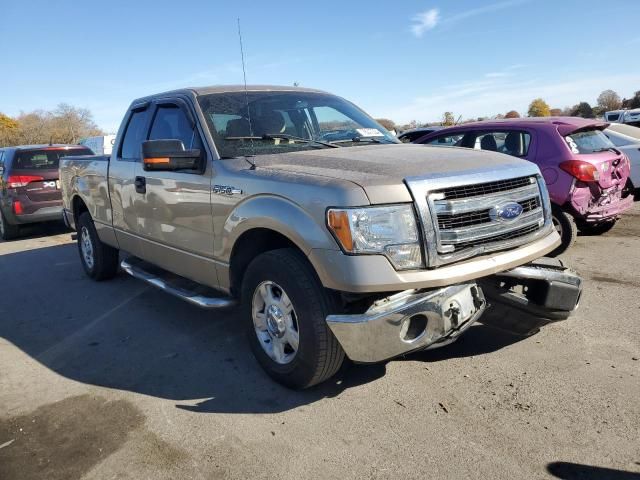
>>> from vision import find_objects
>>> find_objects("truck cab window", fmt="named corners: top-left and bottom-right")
top-left (120, 109), bottom-right (149, 160)
top-left (150, 105), bottom-right (203, 151)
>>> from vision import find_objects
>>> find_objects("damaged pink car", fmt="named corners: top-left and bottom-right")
top-left (416, 117), bottom-right (634, 254)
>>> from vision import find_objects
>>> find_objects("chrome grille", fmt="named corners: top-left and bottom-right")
top-left (432, 175), bottom-right (545, 256)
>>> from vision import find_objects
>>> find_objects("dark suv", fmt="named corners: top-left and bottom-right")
top-left (0, 144), bottom-right (93, 240)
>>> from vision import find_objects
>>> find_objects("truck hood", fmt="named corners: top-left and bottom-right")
top-left (251, 144), bottom-right (530, 203)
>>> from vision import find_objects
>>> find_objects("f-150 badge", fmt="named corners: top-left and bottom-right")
top-left (212, 185), bottom-right (242, 196)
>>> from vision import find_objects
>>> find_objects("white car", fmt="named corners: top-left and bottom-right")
top-left (604, 109), bottom-right (640, 125)
top-left (604, 123), bottom-right (640, 191)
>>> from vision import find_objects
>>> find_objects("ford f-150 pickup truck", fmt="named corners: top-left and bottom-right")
top-left (60, 86), bottom-right (583, 388)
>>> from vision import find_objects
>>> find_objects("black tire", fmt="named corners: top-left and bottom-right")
top-left (549, 205), bottom-right (577, 256)
top-left (241, 248), bottom-right (345, 389)
top-left (0, 209), bottom-right (20, 241)
top-left (77, 212), bottom-right (119, 280)
top-left (576, 220), bottom-right (616, 236)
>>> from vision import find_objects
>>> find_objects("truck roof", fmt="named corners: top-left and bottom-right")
top-left (133, 85), bottom-right (331, 104)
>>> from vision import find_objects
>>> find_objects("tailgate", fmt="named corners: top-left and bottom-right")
top-left (21, 169), bottom-right (62, 202)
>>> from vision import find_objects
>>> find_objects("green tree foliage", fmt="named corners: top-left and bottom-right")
top-left (571, 102), bottom-right (594, 118)
top-left (528, 98), bottom-right (551, 117)
top-left (505, 110), bottom-right (520, 118)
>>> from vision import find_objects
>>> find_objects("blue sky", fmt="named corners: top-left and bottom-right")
top-left (2, 0), bottom-right (639, 131)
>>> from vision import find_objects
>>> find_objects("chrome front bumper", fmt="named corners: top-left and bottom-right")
top-left (326, 283), bottom-right (486, 363)
top-left (326, 257), bottom-right (583, 363)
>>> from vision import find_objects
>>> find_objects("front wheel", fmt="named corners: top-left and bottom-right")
top-left (549, 205), bottom-right (577, 257)
top-left (77, 212), bottom-right (120, 280)
top-left (241, 248), bottom-right (345, 389)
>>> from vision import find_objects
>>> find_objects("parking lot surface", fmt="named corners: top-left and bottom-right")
top-left (1, 206), bottom-right (639, 480)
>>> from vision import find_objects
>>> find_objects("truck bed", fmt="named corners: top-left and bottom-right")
top-left (59, 154), bottom-right (111, 229)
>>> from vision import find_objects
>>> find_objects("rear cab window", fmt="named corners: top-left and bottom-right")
top-left (12, 148), bottom-right (92, 171)
top-left (565, 129), bottom-right (614, 154)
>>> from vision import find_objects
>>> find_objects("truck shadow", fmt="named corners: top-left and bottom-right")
top-left (547, 461), bottom-right (640, 480)
top-left (0, 243), bottom-right (526, 414)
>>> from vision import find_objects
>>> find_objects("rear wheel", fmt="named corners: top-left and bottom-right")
top-left (241, 248), bottom-right (345, 389)
top-left (576, 220), bottom-right (617, 235)
top-left (77, 212), bottom-right (119, 280)
top-left (0, 209), bottom-right (20, 241)
top-left (549, 205), bottom-right (577, 256)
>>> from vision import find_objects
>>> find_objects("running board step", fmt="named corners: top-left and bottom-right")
top-left (120, 257), bottom-right (237, 309)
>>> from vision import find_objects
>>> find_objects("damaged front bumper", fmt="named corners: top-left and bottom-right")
top-left (326, 258), bottom-right (582, 363)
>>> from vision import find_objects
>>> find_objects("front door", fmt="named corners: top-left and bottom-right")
top-left (132, 100), bottom-right (218, 287)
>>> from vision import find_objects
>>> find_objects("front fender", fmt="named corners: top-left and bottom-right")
top-left (215, 194), bottom-right (338, 262)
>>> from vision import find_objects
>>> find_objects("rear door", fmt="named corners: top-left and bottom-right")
top-left (131, 98), bottom-right (217, 286)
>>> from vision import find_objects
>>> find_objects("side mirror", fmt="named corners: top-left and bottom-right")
top-left (142, 139), bottom-right (200, 171)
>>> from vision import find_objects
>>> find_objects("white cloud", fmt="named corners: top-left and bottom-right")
top-left (382, 73), bottom-right (640, 123)
top-left (411, 1), bottom-right (529, 37)
top-left (411, 9), bottom-right (440, 37)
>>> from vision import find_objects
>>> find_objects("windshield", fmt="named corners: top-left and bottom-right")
top-left (565, 129), bottom-right (615, 154)
top-left (197, 91), bottom-right (398, 158)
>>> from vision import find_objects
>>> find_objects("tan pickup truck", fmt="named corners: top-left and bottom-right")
top-left (60, 86), bottom-right (582, 388)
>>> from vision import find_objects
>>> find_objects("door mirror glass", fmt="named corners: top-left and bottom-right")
top-left (142, 139), bottom-right (200, 171)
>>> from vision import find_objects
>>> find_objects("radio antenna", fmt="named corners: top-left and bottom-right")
top-left (237, 17), bottom-right (256, 169)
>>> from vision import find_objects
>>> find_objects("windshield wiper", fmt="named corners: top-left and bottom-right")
top-left (225, 134), bottom-right (340, 148)
top-left (329, 137), bottom-right (392, 145)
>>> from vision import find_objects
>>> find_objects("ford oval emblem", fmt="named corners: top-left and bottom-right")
top-left (490, 202), bottom-right (523, 222)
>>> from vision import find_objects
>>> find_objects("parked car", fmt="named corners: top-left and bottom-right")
top-left (80, 135), bottom-right (116, 155)
top-left (60, 86), bottom-right (582, 389)
top-left (397, 126), bottom-right (444, 143)
top-left (0, 144), bottom-right (93, 240)
top-left (604, 109), bottom-right (640, 126)
top-left (603, 123), bottom-right (640, 192)
top-left (415, 118), bottom-right (634, 254)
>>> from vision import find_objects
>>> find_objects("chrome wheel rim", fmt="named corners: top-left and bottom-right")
top-left (80, 226), bottom-right (95, 270)
top-left (252, 281), bottom-right (299, 365)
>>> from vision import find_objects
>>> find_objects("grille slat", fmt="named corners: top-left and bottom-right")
top-left (438, 176), bottom-right (534, 200)
top-left (437, 197), bottom-right (540, 230)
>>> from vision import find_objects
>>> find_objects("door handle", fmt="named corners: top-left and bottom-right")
top-left (134, 176), bottom-right (146, 194)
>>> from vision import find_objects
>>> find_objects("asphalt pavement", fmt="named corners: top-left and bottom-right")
top-left (1, 206), bottom-right (639, 480)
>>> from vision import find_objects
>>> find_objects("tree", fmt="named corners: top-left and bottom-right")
top-left (571, 102), bottom-right (594, 118)
top-left (0, 113), bottom-right (19, 146)
top-left (549, 108), bottom-right (563, 116)
top-left (505, 110), bottom-right (520, 118)
top-left (528, 98), bottom-right (550, 117)
top-left (597, 89), bottom-right (622, 113)
top-left (49, 103), bottom-right (102, 144)
top-left (622, 91), bottom-right (640, 109)
top-left (442, 112), bottom-right (455, 126)
top-left (375, 118), bottom-right (396, 131)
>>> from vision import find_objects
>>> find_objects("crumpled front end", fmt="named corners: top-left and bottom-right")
top-left (326, 258), bottom-right (583, 363)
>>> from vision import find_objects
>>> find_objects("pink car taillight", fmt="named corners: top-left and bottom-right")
top-left (559, 160), bottom-right (600, 182)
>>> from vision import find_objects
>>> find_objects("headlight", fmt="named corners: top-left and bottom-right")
top-left (327, 205), bottom-right (423, 270)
